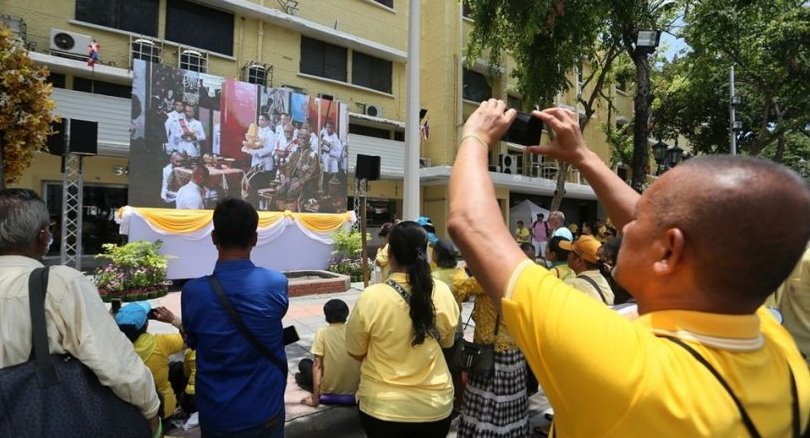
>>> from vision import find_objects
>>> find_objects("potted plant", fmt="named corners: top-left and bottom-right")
top-left (94, 240), bottom-right (172, 301)
top-left (327, 228), bottom-right (371, 282)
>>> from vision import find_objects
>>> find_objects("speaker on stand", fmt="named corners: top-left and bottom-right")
top-left (355, 154), bottom-right (381, 287)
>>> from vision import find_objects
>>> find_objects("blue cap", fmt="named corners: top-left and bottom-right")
top-left (114, 301), bottom-right (151, 330)
top-left (415, 216), bottom-right (438, 245)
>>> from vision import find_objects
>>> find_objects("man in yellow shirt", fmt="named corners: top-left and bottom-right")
top-left (448, 99), bottom-right (810, 437)
top-left (515, 220), bottom-right (531, 244)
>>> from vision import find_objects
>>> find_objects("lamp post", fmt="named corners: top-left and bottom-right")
top-left (652, 139), bottom-right (669, 175)
top-left (629, 29), bottom-right (662, 191)
top-left (652, 138), bottom-right (684, 175)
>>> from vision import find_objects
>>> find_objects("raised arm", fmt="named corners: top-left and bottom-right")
top-left (448, 99), bottom-right (525, 311)
top-left (531, 109), bottom-right (640, 230)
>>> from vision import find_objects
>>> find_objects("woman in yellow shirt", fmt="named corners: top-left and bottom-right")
top-left (346, 221), bottom-right (460, 437)
top-left (453, 274), bottom-right (530, 437)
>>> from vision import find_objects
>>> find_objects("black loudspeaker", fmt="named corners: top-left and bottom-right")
top-left (47, 119), bottom-right (98, 156)
top-left (355, 154), bottom-right (381, 181)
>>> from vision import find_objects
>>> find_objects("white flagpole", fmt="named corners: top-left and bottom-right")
top-left (403, 0), bottom-right (421, 221)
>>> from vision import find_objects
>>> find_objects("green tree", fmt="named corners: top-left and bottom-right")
top-left (0, 25), bottom-right (58, 188)
top-left (653, 0), bottom-right (810, 163)
top-left (465, 0), bottom-right (677, 197)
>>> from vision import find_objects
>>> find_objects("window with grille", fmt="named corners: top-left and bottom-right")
top-left (245, 64), bottom-right (267, 85)
top-left (131, 39), bottom-right (160, 64)
top-left (300, 36), bottom-right (347, 82)
top-left (179, 49), bottom-right (207, 73)
top-left (352, 52), bottom-right (392, 93)
top-left (462, 69), bottom-right (492, 102)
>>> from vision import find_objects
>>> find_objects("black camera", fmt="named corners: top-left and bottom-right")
top-left (503, 111), bottom-right (544, 146)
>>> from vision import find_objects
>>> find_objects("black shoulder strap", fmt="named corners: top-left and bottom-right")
top-left (659, 334), bottom-right (804, 438)
top-left (577, 274), bottom-right (608, 304)
top-left (29, 266), bottom-right (59, 387)
top-left (208, 275), bottom-right (288, 378)
top-left (386, 279), bottom-right (410, 304)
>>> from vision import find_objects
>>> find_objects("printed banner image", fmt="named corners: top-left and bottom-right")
top-left (129, 59), bottom-right (348, 213)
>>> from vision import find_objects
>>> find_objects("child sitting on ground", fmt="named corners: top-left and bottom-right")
top-left (296, 299), bottom-right (360, 406)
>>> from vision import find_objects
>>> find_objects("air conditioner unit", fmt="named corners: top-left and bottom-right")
top-left (364, 104), bottom-right (383, 118)
top-left (50, 28), bottom-right (93, 57)
top-left (499, 154), bottom-right (522, 174)
top-left (419, 157), bottom-right (432, 168)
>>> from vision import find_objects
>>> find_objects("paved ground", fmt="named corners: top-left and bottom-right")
top-left (144, 283), bottom-right (552, 437)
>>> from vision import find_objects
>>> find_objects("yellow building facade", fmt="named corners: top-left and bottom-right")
top-left (3, 0), bottom-right (633, 259)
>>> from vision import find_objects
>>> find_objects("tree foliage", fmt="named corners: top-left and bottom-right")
top-left (465, 0), bottom-right (678, 199)
top-left (0, 25), bottom-right (58, 188)
top-left (653, 0), bottom-right (810, 163)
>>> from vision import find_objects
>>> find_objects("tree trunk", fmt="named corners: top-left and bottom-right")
top-left (0, 131), bottom-right (5, 190)
top-left (773, 104), bottom-right (785, 163)
top-left (630, 52), bottom-right (651, 192)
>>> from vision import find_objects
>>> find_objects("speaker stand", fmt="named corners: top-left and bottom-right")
top-left (357, 178), bottom-right (370, 288)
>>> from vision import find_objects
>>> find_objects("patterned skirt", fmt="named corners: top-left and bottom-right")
top-left (458, 348), bottom-right (530, 438)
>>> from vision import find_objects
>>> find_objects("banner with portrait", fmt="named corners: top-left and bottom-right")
top-left (129, 59), bottom-right (349, 213)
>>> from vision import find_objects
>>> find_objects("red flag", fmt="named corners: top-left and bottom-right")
top-left (87, 40), bottom-right (100, 67)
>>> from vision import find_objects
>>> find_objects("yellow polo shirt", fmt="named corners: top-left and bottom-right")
top-left (346, 272), bottom-right (459, 422)
top-left (503, 260), bottom-right (810, 437)
top-left (134, 332), bottom-right (184, 419)
top-left (375, 243), bottom-right (391, 283)
top-left (311, 322), bottom-right (360, 395)
top-left (516, 226), bottom-right (531, 243)
top-left (778, 244), bottom-right (810, 357)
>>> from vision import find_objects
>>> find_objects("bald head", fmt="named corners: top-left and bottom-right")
top-left (648, 155), bottom-right (810, 305)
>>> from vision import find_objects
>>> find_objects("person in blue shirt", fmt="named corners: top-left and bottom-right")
top-left (181, 198), bottom-right (289, 437)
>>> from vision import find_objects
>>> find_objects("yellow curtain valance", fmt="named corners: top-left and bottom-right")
top-left (117, 207), bottom-right (354, 234)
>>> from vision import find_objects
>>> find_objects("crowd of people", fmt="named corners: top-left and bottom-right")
top-left (3, 96), bottom-right (810, 438)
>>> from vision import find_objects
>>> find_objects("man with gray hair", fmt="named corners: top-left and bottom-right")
top-left (548, 210), bottom-right (573, 241)
top-left (0, 189), bottom-right (161, 435)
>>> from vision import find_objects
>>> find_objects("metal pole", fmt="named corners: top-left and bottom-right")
top-left (729, 65), bottom-right (736, 155)
top-left (359, 179), bottom-right (369, 288)
top-left (403, 0), bottom-right (421, 220)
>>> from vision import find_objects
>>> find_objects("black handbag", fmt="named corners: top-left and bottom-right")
top-left (0, 267), bottom-right (151, 438)
top-left (451, 313), bottom-right (499, 378)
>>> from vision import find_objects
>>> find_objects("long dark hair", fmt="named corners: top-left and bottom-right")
top-left (388, 221), bottom-right (438, 346)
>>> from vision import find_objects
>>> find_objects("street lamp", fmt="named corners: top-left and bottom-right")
top-left (636, 30), bottom-right (662, 54)
top-left (652, 138), bottom-right (684, 175)
top-left (666, 141), bottom-right (684, 167)
top-left (652, 139), bottom-right (669, 175)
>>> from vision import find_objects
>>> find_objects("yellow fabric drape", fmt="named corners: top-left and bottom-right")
top-left (294, 211), bottom-right (354, 232)
top-left (132, 208), bottom-right (213, 234)
top-left (119, 207), bottom-right (352, 234)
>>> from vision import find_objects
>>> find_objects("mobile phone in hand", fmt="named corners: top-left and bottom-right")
top-left (503, 111), bottom-right (544, 146)
top-left (283, 325), bottom-right (300, 345)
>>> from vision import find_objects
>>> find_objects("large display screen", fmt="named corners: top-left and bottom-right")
top-left (129, 59), bottom-right (348, 213)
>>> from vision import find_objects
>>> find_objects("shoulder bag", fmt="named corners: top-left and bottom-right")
top-left (452, 313), bottom-right (498, 378)
top-left (388, 279), bottom-right (498, 378)
top-left (578, 274), bottom-right (608, 304)
top-left (0, 267), bottom-right (151, 438)
top-left (208, 275), bottom-right (288, 378)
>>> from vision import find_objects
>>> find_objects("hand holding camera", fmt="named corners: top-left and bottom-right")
top-left (148, 306), bottom-right (177, 324)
